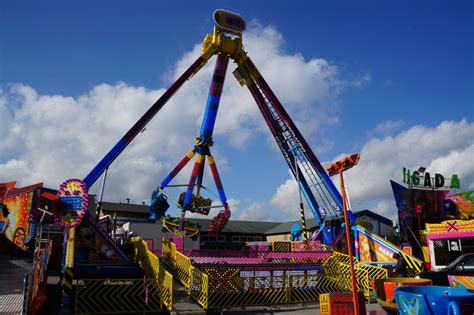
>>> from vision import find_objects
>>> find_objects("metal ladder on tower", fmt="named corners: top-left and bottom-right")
top-left (252, 80), bottom-right (339, 219)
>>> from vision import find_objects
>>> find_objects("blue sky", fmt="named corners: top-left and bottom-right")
top-left (1, 0), bottom-right (473, 222)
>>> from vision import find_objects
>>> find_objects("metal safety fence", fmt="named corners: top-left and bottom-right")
top-left (204, 268), bottom-right (341, 309)
top-left (322, 250), bottom-right (388, 298)
top-left (162, 238), bottom-right (209, 308)
top-left (163, 238), bottom-right (342, 310)
top-left (131, 236), bottom-right (173, 311)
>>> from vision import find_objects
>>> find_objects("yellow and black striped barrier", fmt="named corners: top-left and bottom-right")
top-left (323, 250), bottom-right (388, 298)
top-left (62, 268), bottom-right (74, 305)
top-left (272, 241), bottom-right (292, 252)
top-left (162, 238), bottom-right (390, 310)
top-left (299, 203), bottom-right (308, 241)
top-left (75, 278), bottom-right (161, 314)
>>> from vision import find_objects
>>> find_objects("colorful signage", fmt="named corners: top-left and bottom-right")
top-left (358, 232), bottom-right (396, 263)
top-left (0, 182), bottom-right (43, 249)
top-left (445, 191), bottom-right (474, 219)
top-left (213, 9), bottom-right (246, 33)
top-left (448, 275), bottom-right (474, 289)
top-left (402, 167), bottom-right (460, 189)
top-left (426, 219), bottom-right (474, 234)
top-left (319, 293), bottom-right (331, 314)
top-left (55, 179), bottom-right (88, 229)
top-left (426, 220), bottom-right (474, 269)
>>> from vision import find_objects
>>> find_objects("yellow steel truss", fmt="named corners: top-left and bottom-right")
top-left (130, 237), bottom-right (173, 311)
top-left (322, 250), bottom-right (388, 298)
top-left (162, 238), bottom-right (209, 309)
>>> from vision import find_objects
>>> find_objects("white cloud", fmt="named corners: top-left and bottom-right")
top-left (270, 177), bottom-right (300, 213)
top-left (343, 119), bottom-right (474, 219)
top-left (236, 201), bottom-right (271, 221)
top-left (367, 120), bottom-right (405, 138)
top-left (266, 119), bottom-right (473, 222)
top-left (349, 73), bottom-right (372, 88)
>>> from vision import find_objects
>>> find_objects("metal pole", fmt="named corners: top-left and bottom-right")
top-left (345, 185), bottom-right (353, 212)
top-left (98, 167), bottom-right (108, 203)
top-left (95, 167), bottom-right (109, 219)
top-left (294, 154), bottom-right (307, 240)
top-left (340, 171), bottom-right (360, 315)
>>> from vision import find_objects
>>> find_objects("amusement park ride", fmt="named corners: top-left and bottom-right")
top-left (1, 9), bottom-right (473, 315)
top-left (44, 9), bottom-right (347, 247)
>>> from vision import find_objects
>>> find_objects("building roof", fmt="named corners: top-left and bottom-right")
top-left (354, 209), bottom-right (393, 226)
top-left (264, 209), bottom-right (393, 235)
top-left (100, 201), bottom-right (149, 214)
top-left (100, 200), bottom-right (392, 233)
top-left (264, 218), bottom-right (319, 235)
top-left (186, 218), bottom-right (281, 234)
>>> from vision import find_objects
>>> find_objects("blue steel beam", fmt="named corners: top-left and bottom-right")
top-left (83, 56), bottom-right (207, 188)
top-left (198, 53), bottom-right (229, 143)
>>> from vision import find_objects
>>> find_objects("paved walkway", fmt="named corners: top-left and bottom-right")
top-left (171, 301), bottom-right (387, 314)
top-left (0, 256), bottom-right (31, 314)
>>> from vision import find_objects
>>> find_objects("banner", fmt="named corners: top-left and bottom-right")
top-left (358, 232), bottom-right (396, 263)
top-left (0, 182), bottom-right (42, 249)
top-left (444, 191), bottom-right (474, 219)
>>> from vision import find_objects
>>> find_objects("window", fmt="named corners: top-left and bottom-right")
top-left (231, 235), bottom-right (262, 242)
top-left (432, 237), bottom-right (474, 268)
top-left (461, 256), bottom-right (474, 271)
top-left (204, 235), bottom-right (225, 242)
top-left (115, 217), bottom-right (148, 224)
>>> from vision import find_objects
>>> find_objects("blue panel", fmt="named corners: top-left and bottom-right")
top-left (83, 139), bottom-right (127, 187)
top-left (161, 175), bottom-right (173, 188)
top-left (199, 95), bottom-right (221, 136)
top-left (184, 189), bottom-right (193, 206)
top-left (207, 95), bottom-right (221, 105)
top-left (200, 109), bottom-right (211, 135)
top-left (60, 196), bottom-right (83, 211)
top-left (207, 108), bottom-right (218, 125)
top-left (354, 228), bottom-right (360, 260)
top-left (323, 226), bottom-right (337, 245)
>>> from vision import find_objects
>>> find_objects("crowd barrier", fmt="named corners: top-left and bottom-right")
top-left (68, 236), bottom-right (173, 314)
top-left (322, 251), bottom-right (388, 297)
top-left (163, 238), bottom-right (345, 310)
top-left (74, 278), bottom-right (162, 314)
top-left (131, 237), bottom-right (173, 311)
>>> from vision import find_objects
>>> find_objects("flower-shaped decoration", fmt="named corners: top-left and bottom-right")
top-left (54, 179), bottom-right (88, 229)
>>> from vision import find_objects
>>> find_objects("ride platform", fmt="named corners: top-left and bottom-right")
top-left (0, 256), bottom-right (31, 314)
